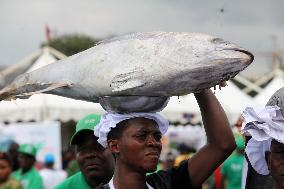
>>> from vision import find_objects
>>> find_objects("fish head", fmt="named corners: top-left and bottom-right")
top-left (159, 33), bottom-right (256, 95)
top-left (182, 33), bottom-right (254, 80)
top-left (196, 34), bottom-right (254, 65)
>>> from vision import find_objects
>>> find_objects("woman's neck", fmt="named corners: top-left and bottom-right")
top-left (113, 161), bottom-right (147, 189)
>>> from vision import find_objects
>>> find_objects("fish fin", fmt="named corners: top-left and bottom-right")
top-left (0, 81), bottom-right (73, 101)
top-left (110, 68), bottom-right (146, 92)
top-left (15, 81), bottom-right (73, 97)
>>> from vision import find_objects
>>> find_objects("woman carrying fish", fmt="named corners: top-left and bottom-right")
top-left (0, 32), bottom-right (253, 188)
top-left (94, 89), bottom-right (236, 189)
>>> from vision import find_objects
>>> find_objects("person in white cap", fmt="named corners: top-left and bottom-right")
top-left (242, 87), bottom-right (284, 189)
top-left (95, 89), bottom-right (236, 189)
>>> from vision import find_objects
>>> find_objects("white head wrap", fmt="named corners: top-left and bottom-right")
top-left (94, 113), bottom-right (169, 148)
top-left (241, 106), bottom-right (284, 175)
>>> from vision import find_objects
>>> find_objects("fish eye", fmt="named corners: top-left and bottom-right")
top-left (212, 38), bottom-right (227, 44)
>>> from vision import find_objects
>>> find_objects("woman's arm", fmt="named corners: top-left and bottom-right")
top-left (188, 89), bottom-right (236, 188)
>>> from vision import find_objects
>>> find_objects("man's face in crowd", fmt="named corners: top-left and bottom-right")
top-left (116, 118), bottom-right (162, 173)
top-left (0, 159), bottom-right (11, 183)
top-left (75, 132), bottom-right (114, 183)
top-left (18, 153), bottom-right (34, 170)
top-left (267, 140), bottom-right (284, 188)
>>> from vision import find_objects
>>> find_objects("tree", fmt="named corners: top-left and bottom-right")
top-left (42, 34), bottom-right (100, 56)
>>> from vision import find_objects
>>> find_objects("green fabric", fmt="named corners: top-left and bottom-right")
top-left (12, 167), bottom-right (43, 189)
top-left (0, 177), bottom-right (24, 189)
top-left (66, 160), bottom-right (80, 177)
top-left (70, 114), bottom-right (101, 145)
top-left (54, 172), bottom-right (91, 189)
top-left (221, 153), bottom-right (244, 189)
top-left (235, 136), bottom-right (245, 150)
top-left (18, 144), bottom-right (37, 157)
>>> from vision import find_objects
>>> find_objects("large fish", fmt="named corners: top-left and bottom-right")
top-left (0, 32), bottom-right (253, 109)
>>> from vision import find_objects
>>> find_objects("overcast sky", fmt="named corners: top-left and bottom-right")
top-left (1, 0), bottom-right (284, 77)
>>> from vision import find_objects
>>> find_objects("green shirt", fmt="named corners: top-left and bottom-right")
top-left (0, 176), bottom-right (24, 189)
top-left (54, 172), bottom-right (91, 189)
top-left (12, 167), bottom-right (43, 189)
top-left (221, 153), bottom-right (244, 189)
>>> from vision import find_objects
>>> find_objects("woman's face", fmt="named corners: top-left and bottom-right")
top-left (0, 159), bottom-right (11, 183)
top-left (267, 140), bottom-right (284, 188)
top-left (116, 117), bottom-right (162, 173)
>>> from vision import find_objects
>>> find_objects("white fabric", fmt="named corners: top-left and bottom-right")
top-left (245, 138), bottom-right (271, 175)
top-left (39, 168), bottom-right (67, 189)
top-left (242, 106), bottom-right (284, 144)
top-left (241, 106), bottom-right (284, 175)
top-left (109, 177), bottom-right (154, 189)
top-left (94, 113), bottom-right (169, 147)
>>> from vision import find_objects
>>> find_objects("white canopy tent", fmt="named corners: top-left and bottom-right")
top-left (214, 81), bottom-right (258, 123)
top-left (26, 48), bottom-right (57, 73)
top-left (0, 47), bottom-right (66, 89)
top-left (0, 94), bottom-right (106, 122)
top-left (160, 95), bottom-right (200, 124)
top-left (254, 69), bottom-right (284, 106)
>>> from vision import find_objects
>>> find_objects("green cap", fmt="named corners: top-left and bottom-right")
top-left (235, 136), bottom-right (245, 150)
top-left (70, 114), bottom-right (101, 145)
top-left (18, 144), bottom-right (37, 157)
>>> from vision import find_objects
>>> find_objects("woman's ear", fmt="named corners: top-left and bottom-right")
top-left (107, 139), bottom-right (120, 154)
top-left (265, 151), bottom-right (271, 171)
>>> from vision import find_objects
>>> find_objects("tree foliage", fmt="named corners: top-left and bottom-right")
top-left (42, 34), bottom-right (100, 56)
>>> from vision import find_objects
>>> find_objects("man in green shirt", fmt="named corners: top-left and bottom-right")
top-left (55, 114), bottom-right (115, 189)
top-left (221, 136), bottom-right (245, 189)
top-left (12, 144), bottom-right (43, 189)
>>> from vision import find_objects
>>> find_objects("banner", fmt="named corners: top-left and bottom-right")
top-left (0, 122), bottom-right (62, 169)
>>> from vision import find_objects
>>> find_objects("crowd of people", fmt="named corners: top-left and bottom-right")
top-left (0, 143), bottom-right (68, 189)
top-left (0, 87), bottom-right (283, 189)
